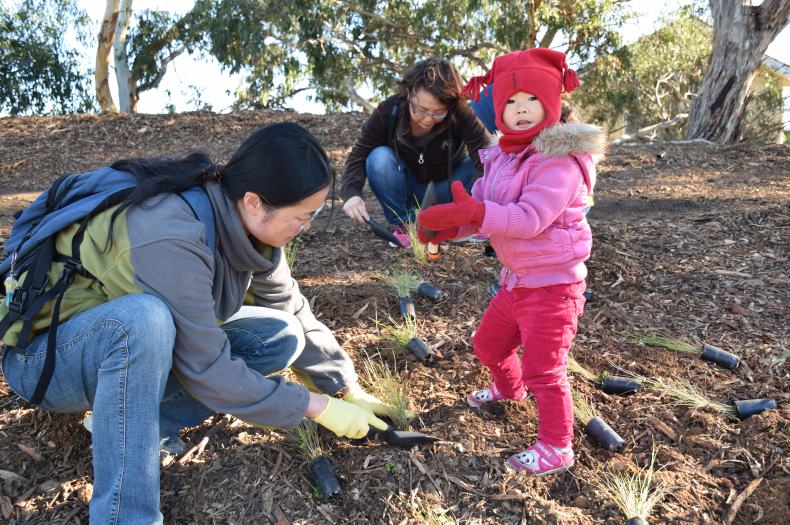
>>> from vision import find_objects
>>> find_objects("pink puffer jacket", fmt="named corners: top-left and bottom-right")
top-left (458, 123), bottom-right (607, 289)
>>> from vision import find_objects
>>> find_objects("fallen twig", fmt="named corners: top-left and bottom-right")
top-left (178, 414), bottom-right (232, 464)
top-left (723, 477), bottom-right (763, 525)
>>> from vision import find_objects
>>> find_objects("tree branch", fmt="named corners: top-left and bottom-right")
top-left (540, 27), bottom-right (558, 49)
top-left (137, 45), bottom-right (185, 93)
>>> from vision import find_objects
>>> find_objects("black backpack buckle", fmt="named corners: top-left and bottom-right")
top-left (58, 258), bottom-right (81, 285)
top-left (7, 288), bottom-right (28, 314)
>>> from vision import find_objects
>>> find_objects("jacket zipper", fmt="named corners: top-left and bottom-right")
top-left (418, 153), bottom-right (424, 164)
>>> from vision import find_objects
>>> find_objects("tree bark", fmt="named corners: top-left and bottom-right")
top-left (113, 0), bottom-right (135, 112)
top-left (686, 0), bottom-right (790, 143)
top-left (96, 0), bottom-right (120, 113)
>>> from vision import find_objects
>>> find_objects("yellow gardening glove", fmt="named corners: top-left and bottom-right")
top-left (342, 383), bottom-right (417, 421)
top-left (290, 368), bottom-right (321, 393)
top-left (311, 395), bottom-right (388, 439)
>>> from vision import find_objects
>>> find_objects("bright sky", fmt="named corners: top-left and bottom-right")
top-left (59, 1), bottom-right (790, 114)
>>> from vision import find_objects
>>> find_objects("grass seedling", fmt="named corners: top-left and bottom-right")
top-left (403, 219), bottom-right (427, 264)
top-left (361, 356), bottom-right (412, 429)
top-left (292, 419), bottom-right (322, 461)
top-left (389, 271), bottom-right (422, 298)
top-left (592, 449), bottom-right (666, 523)
top-left (641, 376), bottom-right (736, 418)
top-left (628, 332), bottom-right (699, 355)
top-left (394, 490), bottom-right (457, 525)
top-left (572, 390), bottom-right (598, 425)
top-left (283, 237), bottom-right (301, 269)
top-left (568, 356), bottom-right (599, 383)
top-left (377, 315), bottom-right (418, 348)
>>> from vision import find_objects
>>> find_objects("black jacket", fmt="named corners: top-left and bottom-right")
top-left (340, 95), bottom-right (490, 201)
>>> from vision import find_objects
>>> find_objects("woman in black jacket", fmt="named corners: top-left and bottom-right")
top-left (340, 58), bottom-right (490, 248)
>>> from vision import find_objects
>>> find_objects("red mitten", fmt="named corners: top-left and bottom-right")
top-left (418, 181), bottom-right (485, 231)
top-left (417, 225), bottom-right (458, 245)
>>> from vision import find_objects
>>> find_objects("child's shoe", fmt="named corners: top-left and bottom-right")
top-left (466, 382), bottom-right (526, 408)
top-left (390, 225), bottom-right (412, 249)
top-left (507, 441), bottom-right (574, 476)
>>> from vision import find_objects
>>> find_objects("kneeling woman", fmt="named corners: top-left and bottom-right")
top-left (1, 123), bottom-right (398, 524)
top-left (340, 58), bottom-right (490, 248)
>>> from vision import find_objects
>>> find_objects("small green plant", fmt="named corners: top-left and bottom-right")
top-left (567, 355), bottom-right (599, 382)
top-left (389, 271), bottom-right (422, 298)
top-left (377, 314), bottom-right (418, 348)
top-left (384, 462), bottom-right (397, 475)
top-left (572, 390), bottom-right (598, 425)
top-left (641, 376), bottom-right (736, 418)
top-left (292, 419), bottom-right (322, 460)
top-left (312, 486), bottom-right (323, 501)
top-left (361, 355), bottom-right (412, 429)
top-left (628, 332), bottom-right (699, 355)
top-left (394, 490), bottom-right (457, 525)
top-left (591, 448), bottom-right (666, 522)
top-left (283, 237), bottom-right (301, 269)
top-left (403, 219), bottom-right (427, 264)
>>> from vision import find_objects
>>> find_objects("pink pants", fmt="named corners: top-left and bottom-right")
top-left (472, 281), bottom-right (586, 448)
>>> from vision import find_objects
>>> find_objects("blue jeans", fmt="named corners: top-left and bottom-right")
top-left (158, 305), bottom-right (304, 439)
top-left (366, 146), bottom-right (478, 225)
top-left (2, 299), bottom-right (304, 525)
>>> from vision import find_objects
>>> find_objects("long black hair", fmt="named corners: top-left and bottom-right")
top-left (110, 122), bottom-right (334, 219)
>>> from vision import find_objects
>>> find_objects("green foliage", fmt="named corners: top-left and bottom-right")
top-left (741, 69), bottom-right (785, 142)
top-left (185, 0), bottom-right (629, 111)
top-left (124, 4), bottom-right (211, 97)
top-left (0, 0), bottom-right (94, 115)
top-left (575, 8), bottom-right (712, 138)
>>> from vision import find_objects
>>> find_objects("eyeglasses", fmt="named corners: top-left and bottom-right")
top-left (298, 202), bottom-right (325, 231)
top-left (409, 98), bottom-right (448, 121)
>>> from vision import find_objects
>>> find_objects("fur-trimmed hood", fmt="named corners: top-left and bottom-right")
top-left (489, 122), bottom-right (607, 160)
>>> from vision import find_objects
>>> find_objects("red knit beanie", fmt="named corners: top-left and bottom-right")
top-left (462, 48), bottom-right (580, 152)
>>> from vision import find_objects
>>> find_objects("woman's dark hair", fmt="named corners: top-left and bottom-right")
top-left (398, 58), bottom-right (465, 115)
top-left (111, 122), bottom-right (334, 213)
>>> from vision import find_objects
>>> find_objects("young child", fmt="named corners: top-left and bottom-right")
top-left (417, 48), bottom-right (605, 476)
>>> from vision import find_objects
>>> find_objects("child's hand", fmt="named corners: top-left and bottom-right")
top-left (418, 181), bottom-right (485, 230)
top-left (417, 225), bottom-right (458, 245)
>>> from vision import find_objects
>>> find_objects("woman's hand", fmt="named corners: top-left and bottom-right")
top-left (342, 196), bottom-right (370, 224)
top-left (343, 383), bottom-right (417, 420)
top-left (309, 393), bottom-right (388, 439)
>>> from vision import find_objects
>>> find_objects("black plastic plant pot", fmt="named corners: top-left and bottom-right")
top-left (699, 343), bottom-right (740, 370)
top-left (483, 244), bottom-right (496, 257)
top-left (585, 416), bottom-right (625, 451)
top-left (732, 398), bottom-right (777, 420)
top-left (417, 282), bottom-right (444, 301)
top-left (406, 337), bottom-right (434, 364)
top-left (625, 518), bottom-right (648, 525)
top-left (398, 296), bottom-right (416, 320)
top-left (601, 375), bottom-right (641, 396)
top-left (309, 455), bottom-right (341, 499)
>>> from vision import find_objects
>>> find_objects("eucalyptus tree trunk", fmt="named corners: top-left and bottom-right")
top-left (686, 0), bottom-right (790, 144)
top-left (113, 0), bottom-right (136, 112)
top-left (96, 0), bottom-right (120, 113)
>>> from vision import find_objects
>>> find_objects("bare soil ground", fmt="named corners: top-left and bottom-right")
top-left (0, 111), bottom-right (788, 524)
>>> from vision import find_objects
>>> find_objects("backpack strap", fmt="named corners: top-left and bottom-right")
top-left (178, 186), bottom-right (216, 255)
top-left (388, 100), bottom-right (404, 174)
top-left (387, 100), bottom-right (399, 143)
